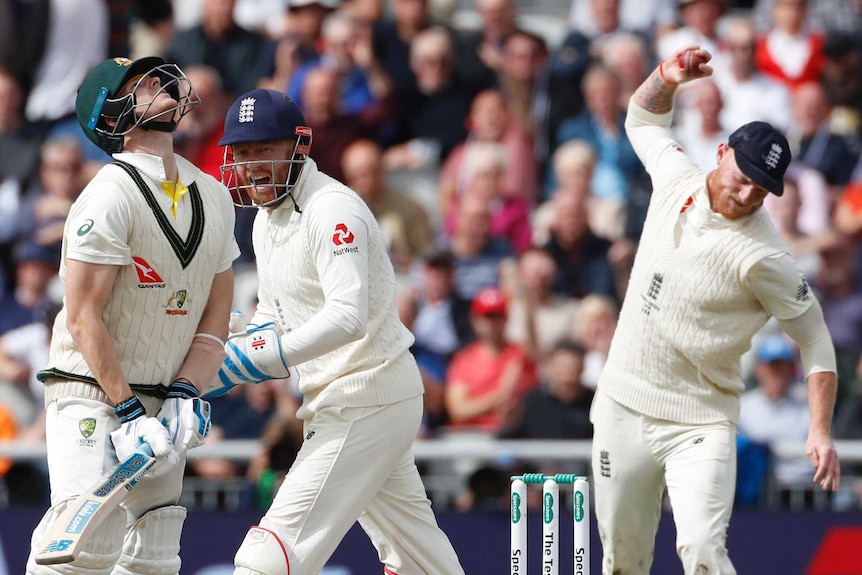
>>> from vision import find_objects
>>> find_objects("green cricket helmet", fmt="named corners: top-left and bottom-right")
top-left (75, 56), bottom-right (201, 154)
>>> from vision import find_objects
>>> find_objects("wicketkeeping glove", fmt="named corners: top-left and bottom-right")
top-left (202, 311), bottom-right (249, 399)
top-left (157, 381), bottom-right (212, 456)
top-left (218, 322), bottom-right (291, 388)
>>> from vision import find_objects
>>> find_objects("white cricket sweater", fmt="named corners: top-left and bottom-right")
top-left (599, 101), bottom-right (797, 425)
top-left (42, 154), bottom-right (238, 395)
top-left (251, 159), bottom-right (422, 417)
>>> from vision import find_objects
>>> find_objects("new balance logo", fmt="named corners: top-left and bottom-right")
top-left (39, 539), bottom-right (73, 554)
top-left (692, 436), bottom-right (704, 445)
top-left (238, 97), bottom-right (255, 123)
top-left (796, 277), bottom-right (810, 302)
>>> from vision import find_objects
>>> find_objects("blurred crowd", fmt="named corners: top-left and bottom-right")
top-left (1, 0), bottom-right (862, 511)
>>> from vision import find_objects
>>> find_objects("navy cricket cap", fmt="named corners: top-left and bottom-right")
top-left (219, 89), bottom-right (307, 146)
top-left (728, 121), bottom-right (791, 196)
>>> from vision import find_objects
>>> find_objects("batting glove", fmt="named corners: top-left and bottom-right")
top-left (158, 382), bottom-right (212, 456)
top-left (111, 396), bottom-right (178, 477)
top-left (216, 322), bottom-right (291, 390)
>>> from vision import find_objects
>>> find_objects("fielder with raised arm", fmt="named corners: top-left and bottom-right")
top-left (211, 89), bottom-right (465, 575)
top-left (26, 57), bottom-right (239, 575)
top-left (590, 46), bottom-right (841, 575)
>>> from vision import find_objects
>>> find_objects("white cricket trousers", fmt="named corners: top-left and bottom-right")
top-left (245, 395), bottom-right (465, 575)
top-left (38, 396), bottom-right (184, 511)
top-left (590, 391), bottom-right (737, 575)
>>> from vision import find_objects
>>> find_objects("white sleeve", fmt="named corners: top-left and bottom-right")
top-left (625, 99), bottom-right (703, 195)
top-left (747, 252), bottom-right (814, 321)
top-left (278, 191), bottom-right (370, 365)
top-left (218, 187), bottom-right (241, 273)
top-left (65, 181), bottom-right (133, 265)
top-left (777, 298), bottom-right (837, 378)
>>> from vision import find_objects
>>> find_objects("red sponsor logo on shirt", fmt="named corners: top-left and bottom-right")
top-left (332, 223), bottom-right (355, 246)
top-left (133, 257), bottom-right (165, 286)
top-left (679, 196), bottom-right (694, 213)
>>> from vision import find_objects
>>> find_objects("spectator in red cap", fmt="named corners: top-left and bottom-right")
top-left (444, 287), bottom-right (538, 432)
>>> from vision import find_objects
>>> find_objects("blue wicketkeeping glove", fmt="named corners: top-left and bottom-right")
top-left (214, 322), bottom-right (291, 392)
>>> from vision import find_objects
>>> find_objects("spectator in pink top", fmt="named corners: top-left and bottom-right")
top-left (442, 142), bottom-right (533, 253)
top-left (439, 89), bottom-right (537, 211)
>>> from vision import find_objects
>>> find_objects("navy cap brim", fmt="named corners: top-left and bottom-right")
top-left (733, 149), bottom-right (785, 196)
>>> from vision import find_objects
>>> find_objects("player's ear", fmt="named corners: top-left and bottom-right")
top-left (716, 142), bottom-right (730, 164)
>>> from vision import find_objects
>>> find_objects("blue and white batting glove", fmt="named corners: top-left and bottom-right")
top-left (217, 322), bottom-right (291, 389)
top-left (158, 381), bottom-right (212, 455)
top-left (111, 396), bottom-right (178, 477)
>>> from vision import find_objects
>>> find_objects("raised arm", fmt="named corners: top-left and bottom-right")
top-left (631, 45), bottom-right (713, 114)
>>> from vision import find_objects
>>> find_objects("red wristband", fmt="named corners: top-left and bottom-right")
top-left (658, 61), bottom-right (678, 86)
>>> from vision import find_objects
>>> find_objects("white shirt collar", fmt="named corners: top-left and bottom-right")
top-left (683, 185), bottom-right (756, 238)
top-left (273, 156), bottom-right (318, 213)
top-left (112, 151), bottom-right (198, 185)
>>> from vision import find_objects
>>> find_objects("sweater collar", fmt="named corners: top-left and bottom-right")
top-left (687, 185), bottom-right (761, 234)
top-left (113, 151), bottom-right (198, 186)
top-left (273, 156), bottom-right (318, 214)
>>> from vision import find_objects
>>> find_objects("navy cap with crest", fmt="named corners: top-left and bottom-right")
top-left (219, 89), bottom-right (307, 146)
top-left (728, 121), bottom-right (791, 196)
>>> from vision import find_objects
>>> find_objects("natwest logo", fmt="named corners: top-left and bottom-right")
top-left (332, 223), bottom-right (354, 246)
top-left (133, 257), bottom-right (165, 288)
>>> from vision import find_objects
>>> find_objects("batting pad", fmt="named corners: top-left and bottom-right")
top-left (113, 505), bottom-right (186, 575)
top-left (26, 500), bottom-right (125, 575)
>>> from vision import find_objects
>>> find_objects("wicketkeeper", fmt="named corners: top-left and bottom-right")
top-left (211, 88), bottom-right (466, 575)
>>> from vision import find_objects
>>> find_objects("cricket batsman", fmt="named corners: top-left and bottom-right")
top-left (26, 56), bottom-right (239, 575)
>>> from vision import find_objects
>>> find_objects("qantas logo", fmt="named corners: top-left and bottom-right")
top-left (133, 257), bottom-right (165, 288)
top-left (332, 223), bottom-right (355, 246)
